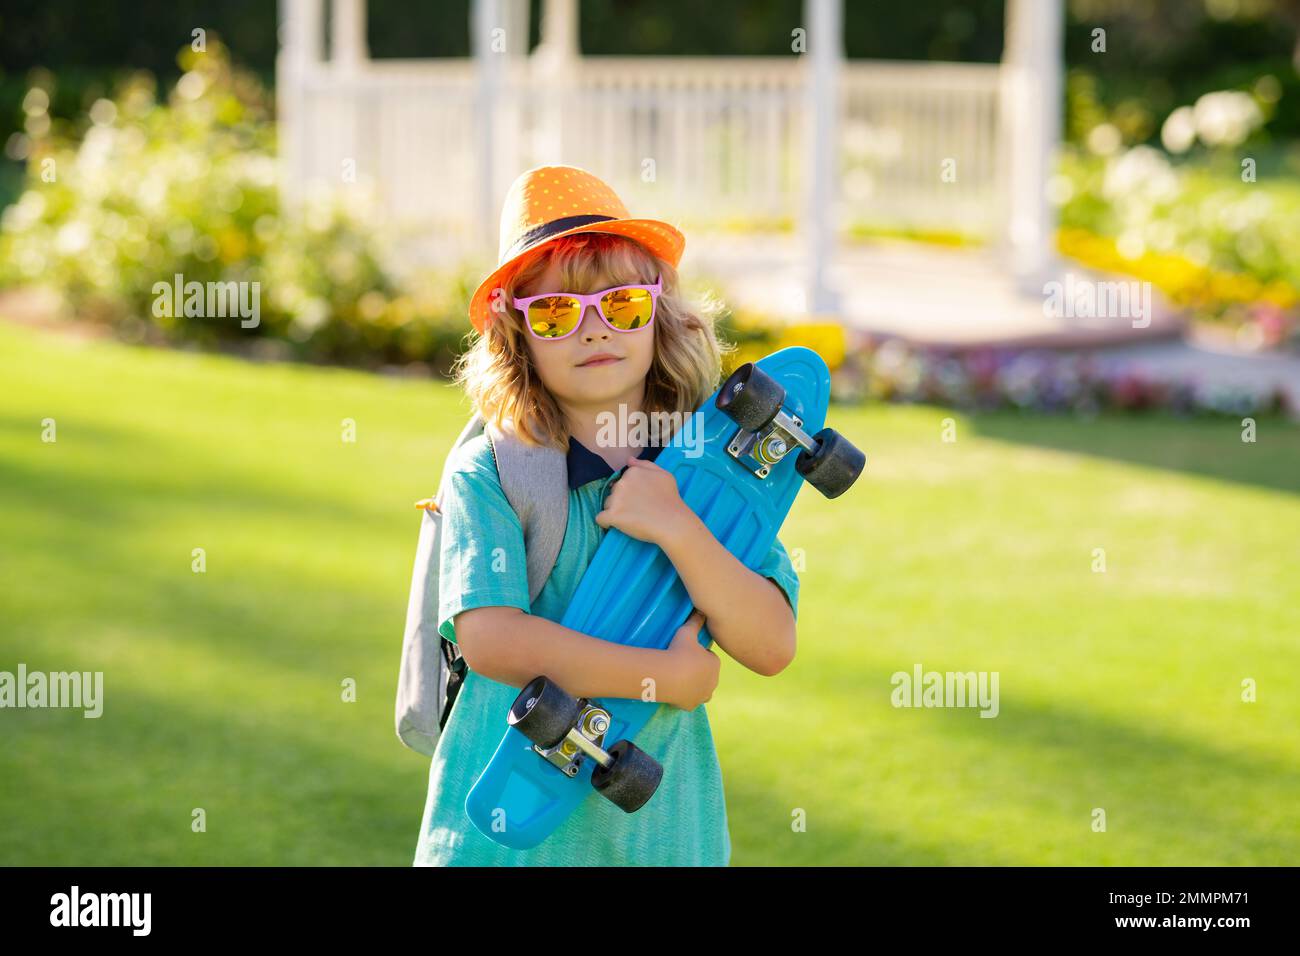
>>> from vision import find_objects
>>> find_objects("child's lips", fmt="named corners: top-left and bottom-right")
top-left (577, 356), bottom-right (622, 368)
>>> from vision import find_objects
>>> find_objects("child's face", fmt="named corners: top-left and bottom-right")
top-left (518, 257), bottom-right (657, 410)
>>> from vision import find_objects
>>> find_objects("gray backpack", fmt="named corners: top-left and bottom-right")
top-left (395, 413), bottom-right (570, 756)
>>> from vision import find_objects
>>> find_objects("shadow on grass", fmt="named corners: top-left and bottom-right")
top-left (2, 462), bottom-right (420, 686)
top-left (0, 678), bottom-right (430, 865)
top-left (0, 413), bottom-right (407, 527)
top-left (721, 769), bottom-right (1029, 866)
top-left (804, 662), bottom-right (1300, 864)
top-left (968, 412), bottom-right (1300, 497)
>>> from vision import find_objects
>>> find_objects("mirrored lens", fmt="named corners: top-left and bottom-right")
top-left (527, 296), bottom-right (583, 338)
top-left (600, 287), bottom-right (654, 330)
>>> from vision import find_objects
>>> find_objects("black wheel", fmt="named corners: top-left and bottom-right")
top-left (590, 740), bottom-right (664, 813)
top-left (795, 428), bottom-right (866, 499)
top-left (716, 363), bottom-right (785, 431)
top-left (508, 676), bottom-right (582, 749)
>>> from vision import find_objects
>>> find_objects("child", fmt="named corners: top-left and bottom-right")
top-left (413, 165), bottom-right (800, 866)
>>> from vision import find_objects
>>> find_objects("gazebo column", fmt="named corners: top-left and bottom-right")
top-left (472, 0), bottom-right (506, 251)
top-left (537, 0), bottom-right (579, 63)
top-left (803, 0), bottom-right (843, 316)
top-left (281, 0), bottom-right (324, 66)
top-left (331, 0), bottom-right (369, 202)
top-left (531, 0), bottom-right (580, 166)
top-left (277, 0), bottom-right (325, 209)
top-left (331, 0), bottom-right (369, 70)
top-left (1000, 0), bottom-right (1065, 293)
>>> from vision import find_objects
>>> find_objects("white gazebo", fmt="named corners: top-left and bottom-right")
top-left (278, 0), bottom-right (1079, 341)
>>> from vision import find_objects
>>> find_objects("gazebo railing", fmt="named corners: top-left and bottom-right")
top-left (283, 56), bottom-right (1003, 254)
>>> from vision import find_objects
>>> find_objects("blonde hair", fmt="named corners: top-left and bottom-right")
top-left (452, 232), bottom-right (732, 449)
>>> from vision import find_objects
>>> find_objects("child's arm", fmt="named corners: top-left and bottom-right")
top-left (596, 457), bottom-right (797, 678)
top-left (455, 606), bottom-right (720, 709)
top-left (655, 518), bottom-right (796, 677)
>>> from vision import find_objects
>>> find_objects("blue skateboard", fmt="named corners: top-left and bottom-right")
top-left (465, 347), bottom-right (865, 849)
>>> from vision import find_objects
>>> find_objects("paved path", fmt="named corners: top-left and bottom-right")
top-left (686, 232), bottom-right (1184, 348)
top-left (686, 233), bottom-right (1300, 411)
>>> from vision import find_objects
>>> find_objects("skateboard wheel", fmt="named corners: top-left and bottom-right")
top-left (508, 676), bottom-right (582, 749)
top-left (590, 740), bottom-right (664, 813)
top-left (716, 363), bottom-right (785, 431)
top-left (795, 427), bottom-right (866, 499)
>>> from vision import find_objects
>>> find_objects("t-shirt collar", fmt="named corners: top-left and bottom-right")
top-left (566, 435), bottom-right (665, 491)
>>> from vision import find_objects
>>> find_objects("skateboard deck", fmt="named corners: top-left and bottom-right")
top-left (465, 347), bottom-right (833, 849)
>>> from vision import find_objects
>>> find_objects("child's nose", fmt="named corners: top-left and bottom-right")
top-left (577, 304), bottom-right (609, 339)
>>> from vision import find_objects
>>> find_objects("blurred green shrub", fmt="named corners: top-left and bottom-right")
top-left (0, 39), bottom-right (478, 373)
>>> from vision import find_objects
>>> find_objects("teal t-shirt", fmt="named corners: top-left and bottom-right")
top-left (412, 432), bottom-right (800, 866)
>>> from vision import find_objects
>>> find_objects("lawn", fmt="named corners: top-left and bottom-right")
top-left (1, 320), bottom-right (1297, 865)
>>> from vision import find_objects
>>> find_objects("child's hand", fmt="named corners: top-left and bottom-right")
top-left (595, 455), bottom-right (696, 546)
top-left (662, 610), bottom-right (720, 710)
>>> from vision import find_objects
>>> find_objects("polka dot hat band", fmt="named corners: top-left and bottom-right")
top-left (469, 165), bottom-right (686, 334)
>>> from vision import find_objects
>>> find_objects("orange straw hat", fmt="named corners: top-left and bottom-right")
top-left (468, 165), bottom-right (686, 334)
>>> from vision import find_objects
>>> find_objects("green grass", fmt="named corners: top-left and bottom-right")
top-left (1, 321), bottom-right (1298, 865)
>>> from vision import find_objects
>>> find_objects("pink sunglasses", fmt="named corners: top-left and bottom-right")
top-left (511, 274), bottom-right (663, 340)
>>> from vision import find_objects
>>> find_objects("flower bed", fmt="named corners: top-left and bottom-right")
top-left (719, 314), bottom-right (1291, 418)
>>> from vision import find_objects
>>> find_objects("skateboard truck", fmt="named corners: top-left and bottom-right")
top-left (531, 700), bottom-right (612, 778)
top-left (725, 406), bottom-right (813, 480)
top-left (717, 362), bottom-right (866, 498)
top-left (509, 676), bottom-right (665, 812)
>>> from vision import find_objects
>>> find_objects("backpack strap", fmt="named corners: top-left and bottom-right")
top-left (483, 417), bottom-right (570, 604)
top-left (395, 413), bottom-right (488, 756)
top-left (395, 411), bottom-right (569, 757)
